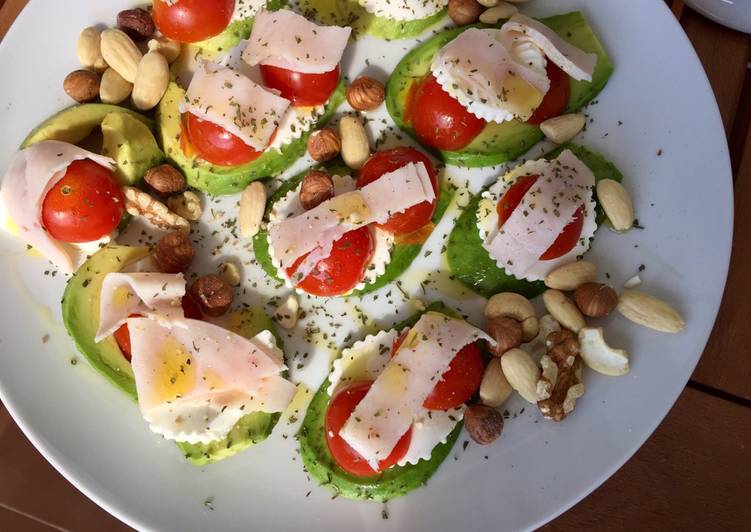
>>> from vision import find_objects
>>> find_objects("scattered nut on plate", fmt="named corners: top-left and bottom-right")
top-left (617, 290), bottom-right (685, 333)
top-left (486, 315), bottom-right (522, 356)
top-left (479, 2), bottom-right (519, 24)
top-left (596, 178), bottom-right (635, 231)
top-left (339, 115), bottom-right (370, 170)
top-left (218, 262), bottom-right (242, 287)
top-left (540, 113), bottom-right (586, 144)
top-left (346, 76), bottom-right (386, 111)
top-left (239, 182), bottom-right (266, 238)
top-left (132, 50), bottom-right (169, 111)
top-left (537, 330), bottom-right (585, 422)
top-left (122, 186), bottom-right (190, 233)
top-left (63, 70), bottom-right (100, 103)
top-left (167, 191), bottom-right (202, 222)
top-left (274, 294), bottom-right (300, 330)
top-left (573, 282), bottom-right (619, 318)
top-left (147, 36), bottom-right (181, 64)
top-left (500, 348), bottom-right (540, 404)
top-left (542, 289), bottom-right (586, 333)
top-left (448, 0), bottom-right (484, 25)
top-left (100, 28), bottom-right (142, 83)
top-left (99, 67), bottom-right (133, 104)
top-left (76, 27), bottom-right (107, 72)
top-left (153, 231), bottom-right (195, 273)
top-left (578, 327), bottom-right (630, 376)
top-left (307, 128), bottom-right (341, 162)
top-left (300, 171), bottom-right (335, 210)
top-left (117, 8), bottom-right (155, 40)
top-left (479, 358), bottom-right (513, 407)
top-left (545, 260), bottom-right (598, 291)
top-left (144, 164), bottom-right (186, 196)
top-left (464, 404), bottom-right (504, 445)
top-left (190, 275), bottom-right (234, 317)
top-left (485, 292), bottom-right (539, 342)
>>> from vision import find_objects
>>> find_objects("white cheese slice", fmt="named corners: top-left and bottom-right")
top-left (128, 317), bottom-right (295, 443)
top-left (95, 272), bottom-right (186, 342)
top-left (267, 175), bottom-right (394, 293)
top-left (431, 28), bottom-right (548, 124)
top-left (339, 312), bottom-right (492, 469)
top-left (500, 14), bottom-right (597, 82)
top-left (179, 60), bottom-right (290, 151)
top-left (267, 162), bottom-right (434, 272)
top-left (230, 0), bottom-right (267, 21)
top-left (356, 0), bottom-right (448, 22)
top-left (242, 9), bottom-right (351, 74)
top-left (0, 140), bottom-right (116, 274)
top-left (477, 150), bottom-right (597, 281)
top-left (326, 327), bottom-right (466, 468)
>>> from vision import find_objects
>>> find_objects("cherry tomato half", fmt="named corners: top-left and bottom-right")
top-left (260, 64), bottom-right (340, 107)
top-left (41, 159), bottom-right (124, 244)
top-left (357, 147), bottom-right (439, 236)
top-left (325, 382), bottom-right (412, 477)
top-left (152, 0), bottom-right (234, 43)
top-left (391, 331), bottom-right (484, 411)
top-left (496, 174), bottom-right (585, 261)
top-left (113, 296), bottom-right (203, 362)
top-left (182, 113), bottom-right (263, 167)
top-left (526, 61), bottom-right (571, 125)
top-left (286, 226), bottom-right (374, 297)
top-left (408, 73), bottom-right (487, 151)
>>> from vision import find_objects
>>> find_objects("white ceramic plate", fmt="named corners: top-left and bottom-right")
top-left (0, 1), bottom-right (732, 531)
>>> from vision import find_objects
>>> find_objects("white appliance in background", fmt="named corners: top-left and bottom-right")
top-left (684, 0), bottom-right (751, 33)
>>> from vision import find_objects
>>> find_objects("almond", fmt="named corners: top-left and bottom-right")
top-left (500, 348), bottom-right (540, 404)
top-left (63, 70), bottom-right (100, 103)
top-left (76, 27), bottom-right (107, 72)
top-left (132, 50), bottom-right (169, 111)
top-left (574, 282), bottom-right (618, 318)
top-left (100, 29), bottom-right (142, 83)
top-left (144, 164), bottom-right (186, 195)
top-left (479, 2), bottom-right (518, 24)
top-left (540, 113), bottom-right (586, 144)
top-left (597, 179), bottom-right (635, 231)
top-left (117, 8), bottom-right (155, 39)
top-left (464, 404), bottom-right (504, 445)
top-left (542, 289), bottom-right (586, 333)
top-left (147, 36), bottom-right (181, 63)
top-left (339, 116), bottom-right (370, 170)
top-left (479, 358), bottom-right (513, 407)
top-left (99, 68), bottom-right (133, 104)
top-left (544, 260), bottom-right (597, 291)
top-left (239, 182), bottom-right (266, 238)
top-left (617, 290), bottom-right (685, 333)
top-left (485, 292), bottom-right (538, 342)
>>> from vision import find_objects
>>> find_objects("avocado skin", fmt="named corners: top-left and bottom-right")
top-left (20, 104), bottom-right (152, 149)
top-left (157, 80), bottom-right (346, 196)
top-left (300, 0), bottom-right (447, 40)
top-left (101, 112), bottom-right (165, 185)
top-left (62, 246), bottom-right (282, 464)
top-left (299, 302), bottom-right (463, 502)
top-left (386, 13), bottom-right (614, 167)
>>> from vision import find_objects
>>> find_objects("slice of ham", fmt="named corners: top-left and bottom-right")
top-left (483, 149), bottom-right (596, 276)
top-left (242, 9), bottom-right (351, 75)
top-left (179, 60), bottom-right (290, 151)
top-left (268, 161), bottom-right (435, 272)
top-left (339, 312), bottom-right (492, 470)
top-left (128, 317), bottom-right (296, 443)
top-left (95, 272), bottom-right (186, 342)
top-left (500, 13), bottom-right (597, 82)
top-left (0, 140), bottom-right (115, 274)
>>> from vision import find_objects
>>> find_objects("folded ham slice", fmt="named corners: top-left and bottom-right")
top-left (242, 9), bottom-right (351, 75)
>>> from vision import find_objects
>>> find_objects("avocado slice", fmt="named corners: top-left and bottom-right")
top-left (157, 81), bottom-right (346, 196)
top-left (300, 0), bottom-right (447, 40)
top-left (252, 161), bottom-right (454, 296)
top-left (62, 245), bottom-right (284, 464)
top-left (21, 104), bottom-right (152, 149)
top-left (446, 144), bottom-right (624, 299)
top-left (195, 0), bottom-right (287, 53)
top-left (299, 301), bottom-right (462, 501)
top-left (386, 12), bottom-right (614, 167)
top-left (101, 112), bottom-right (165, 185)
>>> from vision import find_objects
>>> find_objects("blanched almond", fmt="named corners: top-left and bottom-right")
top-left (597, 179), bottom-right (635, 231)
top-left (239, 182), bottom-right (266, 238)
top-left (132, 51), bottom-right (169, 111)
top-left (100, 29), bottom-right (142, 83)
top-left (99, 68), bottom-right (132, 104)
top-left (480, 358), bottom-right (513, 407)
top-left (617, 290), bottom-right (685, 333)
top-left (545, 260), bottom-right (597, 291)
top-left (76, 27), bottom-right (107, 72)
top-left (274, 294), bottom-right (299, 330)
top-left (339, 116), bottom-right (370, 170)
top-left (500, 348), bottom-right (540, 404)
top-left (542, 289), bottom-right (586, 333)
top-left (479, 2), bottom-right (518, 24)
top-left (540, 113), bottom-right (586, 144)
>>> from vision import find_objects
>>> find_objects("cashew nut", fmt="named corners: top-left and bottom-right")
top-left (485, 292), bottom-right (539, 341)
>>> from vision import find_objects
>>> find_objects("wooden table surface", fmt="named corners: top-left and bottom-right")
top-left (1, 0), bottom-right (750, 530)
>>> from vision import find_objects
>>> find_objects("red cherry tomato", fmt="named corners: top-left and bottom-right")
top-left (286, 226), bottom-right (374, 297)
top-left (357, 147), bottom-right (439, 235)
top-left (526, 61), bottom-right (571, 125)
top-left (113, 296), bottom-right (203, 362)
top-left (391, 331), bottom-right (484, 411)
top-left (152, 0), bottom-right (234, 43)
top-left (496, 174), bottom-right (585, 261)
top-left (408, 74), bottom-right (487, 151)
top-left (41, 159), bottom-right (124, 244)
top-left (325, 382), bottom-right (412, 477)
top-left (182, 113), bottom-right (264, 167)
top-left (260, 64), bottom-right (340, 107)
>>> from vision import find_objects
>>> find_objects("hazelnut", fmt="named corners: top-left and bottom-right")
top-left (464, 404), bottom-right (504, 445)
top-left (346, 76), bottom-right (385, 111)
top-left (486, 316), bottom-right (522, 356)
top-left (154, 231), bottom-right (195, 273)
top-left (300, 171), bottom-right (335, 210)
top-left (117, 8), bottom-right (155, 39)
top-left (63, 70), bottom-right (100, 103)
top-left (574, 282), bottom-right (618, 318)
top-left (448, 0), bottom-right (483, 26)
top-left (190, 275), bottom-right (233, 317)
top-left (144, 164), bottom-right (186, 196)
top-left (307, 128), bottom-right (341, 162)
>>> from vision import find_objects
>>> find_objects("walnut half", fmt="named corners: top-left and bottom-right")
top-left (536, 330), bottom-right (585, 422)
